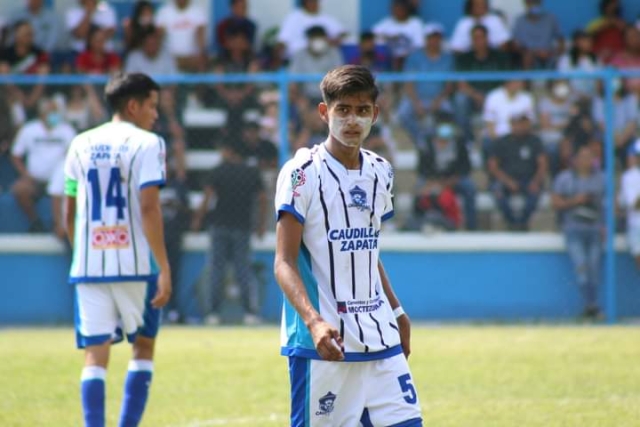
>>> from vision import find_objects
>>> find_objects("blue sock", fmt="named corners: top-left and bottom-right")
top-left (81, 366), bottom-right (106, 427)
top-left (119, 360), bottom-right (153, 427)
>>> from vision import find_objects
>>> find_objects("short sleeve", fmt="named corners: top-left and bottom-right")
top-left (274, 157), bottom-right (314, 224)
top-left (276, 14), bottom-right (295, 44)
top-left (47, 161), bottom-right (66, 196)
top-left (64, 137), bottom-right (80, 181)
top-left (139, 137), bottom-right (167, 189)
top-left (155, 6), bottom-right (170, 28)
top-left (449, 18), bottom-right (470, 52)
top-left (552, 172), bottom-right (570, 196)
top-left (11, 125), bottom-right (30, 157)
top-left (487, 15), bottom-right (511, 47)
top-left (381, 161), bottom-right (395, 222)
top-left (65, 8), bottom-right (82, 30)
top-left (482, 92), bottom-right (498, 123)
top-left (99, 6), bottom-right (117, 28)
top-left (324, 16), bottom-right (345, 39)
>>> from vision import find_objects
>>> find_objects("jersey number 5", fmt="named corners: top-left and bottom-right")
top-left (88, 167), bottom-right (126, 221)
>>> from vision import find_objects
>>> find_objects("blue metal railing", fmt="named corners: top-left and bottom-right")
top-left (3, 68), bottom-right (638, 323)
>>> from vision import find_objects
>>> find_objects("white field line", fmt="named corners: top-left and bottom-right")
top-left (173, 413), bottom-right (287, 427)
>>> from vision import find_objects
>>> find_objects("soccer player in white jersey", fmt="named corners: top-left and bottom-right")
top-left (274, 65), bottom-right (423, 426)
top-left (63, 73), bottom-right (172, 427)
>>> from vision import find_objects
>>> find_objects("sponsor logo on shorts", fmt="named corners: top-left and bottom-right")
top-left (92, 226), bottom-right (130, 249)
top-left (336, 296), bottom-right (384, 314)
top-left (315, 391), bottom-right (336, 416)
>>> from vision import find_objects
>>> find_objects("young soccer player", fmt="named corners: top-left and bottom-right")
top-left (63, 73), bottom-right (171, 427)
top-left (274, 65), bottom-right (423, 426)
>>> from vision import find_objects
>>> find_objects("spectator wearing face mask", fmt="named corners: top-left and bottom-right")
top-left (512, 0), bottom-right (564, 69)
top-left (10, 97), bottom-right (76, 232)
top-left (289, 25), bottom-right (344, 103)
top-left (539, 80), bottom-right (574, 175)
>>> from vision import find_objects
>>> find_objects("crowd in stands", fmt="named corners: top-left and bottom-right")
top-left (2, 0), bottom-right (640, 240)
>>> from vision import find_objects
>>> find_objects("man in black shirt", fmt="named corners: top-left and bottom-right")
top-left (488, 113), bottom-right (547, 230)
top-left (191, 140), bottom-right (267, 324)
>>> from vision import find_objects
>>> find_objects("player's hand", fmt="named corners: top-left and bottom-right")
top-left (397, 313), bottom-right (412, 359)
top-left (308, 318), bottom-right (344, 361)
top-left (151, 269), bottom-right (172, 309)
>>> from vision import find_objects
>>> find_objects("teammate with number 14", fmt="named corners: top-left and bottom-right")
top-left (63, 73), bottom-right (171, 427)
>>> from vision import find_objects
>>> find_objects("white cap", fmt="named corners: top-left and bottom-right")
top-left (423, 22), bottom-right (444, 37)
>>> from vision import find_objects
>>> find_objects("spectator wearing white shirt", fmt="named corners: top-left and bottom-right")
top-left (11, 0), bottom-right (59, 53)
top-left (10, 97), bottom-right (76, 232)
top-left (65, 0), bottom-right (116, 53)
top-left (372, 0), bottom-right (424, 70)
top-left (277, 0), bottom-right (347, 60)
top-left (449, 0), bottom-right (511, 53)
top-left (557, 30), bottom-right (601, 99)
top-left (156, 0), bottom-right (208, 72)
top-left (619, 140), bottom-right (640, 268)
top-left (483, 80), bottom-right (535, 141)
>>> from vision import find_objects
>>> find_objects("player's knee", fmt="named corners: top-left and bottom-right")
top-left (132, 336), bottom-right (155, 360)
top-left (84, 343), bottom-right (111, 368)
top-left (12, 178), bottom-right (33, 198)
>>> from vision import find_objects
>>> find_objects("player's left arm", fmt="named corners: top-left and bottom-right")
top-left (379, 260), bottom-right (411, 359)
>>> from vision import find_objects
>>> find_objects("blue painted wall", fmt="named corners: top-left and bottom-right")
top-left (2, 250), bottom-right (639, 325)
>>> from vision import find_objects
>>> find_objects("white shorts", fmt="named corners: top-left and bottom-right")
top-left (74, 280), bottom-right (160, 349)
top-left (628, 225), bottom-right (640, 256)
top-left (288, 353), bottom-right (422, 427)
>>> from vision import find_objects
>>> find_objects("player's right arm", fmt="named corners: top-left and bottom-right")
top-left (274, 213), bottom-right (344, 361)
top-left (274, 152), bottom-right (343, 361)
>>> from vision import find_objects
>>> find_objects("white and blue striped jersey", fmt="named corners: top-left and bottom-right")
top-left (275, 143), bottom-right (402, 361)
top-left (64, 121), bottom-right (166, 283)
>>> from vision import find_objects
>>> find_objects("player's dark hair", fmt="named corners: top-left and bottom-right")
top-left (104, 73), bottom-right (160, 113)
top-left (320, 65), bottom-right (379, 106)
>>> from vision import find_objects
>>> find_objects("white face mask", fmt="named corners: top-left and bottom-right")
top-left (309, 38), bottom-right (329, 54)
top-left (553, 83), bottom-right (570, 99)
top-left (328, 114), bottom-right (374, 148)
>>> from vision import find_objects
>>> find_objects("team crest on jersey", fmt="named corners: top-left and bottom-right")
top-left (290, 168), bottom-right (306, 197)
top-left (348, 185), bottom-right (370, 211)
top-left (315, 392), bottom-right (337, 416)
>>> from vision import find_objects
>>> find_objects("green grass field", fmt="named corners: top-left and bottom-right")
top-left (1, 326), bottom-right (639, 427)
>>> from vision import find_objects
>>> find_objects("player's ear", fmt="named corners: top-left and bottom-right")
top-left (126, 98), bottom-right (139, 117)
top-left (318, 102), bottom-right (329, 124)
top-left (372, 104), bottom-right (380, 125)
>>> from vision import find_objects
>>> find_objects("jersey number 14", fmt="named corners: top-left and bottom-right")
top-left (88, 167), bottom-right (126, 221)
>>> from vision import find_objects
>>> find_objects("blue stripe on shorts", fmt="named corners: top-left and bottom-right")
top-left (289, 356), bottom-right (310, 427)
